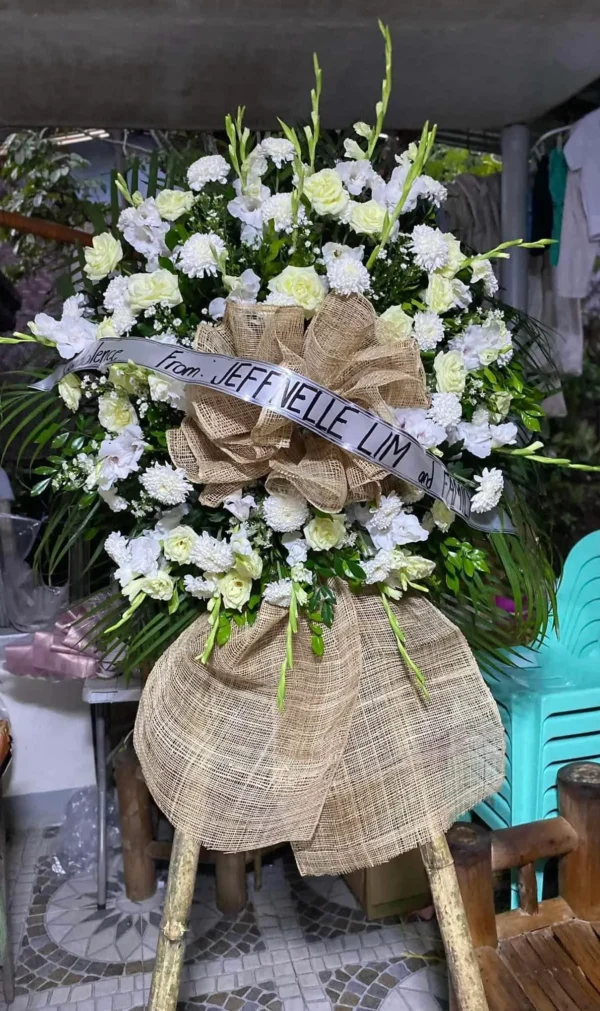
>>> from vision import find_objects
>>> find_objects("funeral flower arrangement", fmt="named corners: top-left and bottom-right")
top-left (2, 25), bottom-right (567, 698)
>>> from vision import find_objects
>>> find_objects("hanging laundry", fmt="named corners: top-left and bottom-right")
top-left (530, 153), bottom-right (553, 254)
top-left (549, 147), bottom-right (567, 267)
top-left (556, 108), bottom-right (600, 300)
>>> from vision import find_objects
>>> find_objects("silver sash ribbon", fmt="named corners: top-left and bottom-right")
top-left (33, 338), bottom-right (513, 533)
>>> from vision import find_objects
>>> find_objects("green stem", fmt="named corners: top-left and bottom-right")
top-left (276, 582), bottom-right (299, 711)
top-left (380, 588), bottom-right (429, 701)
top-left (366, 121), bottom-right (437, 269)
top-left (366, 21), bottom-right (393, 161)
top-left (200, 594), bottom-right (221, 664)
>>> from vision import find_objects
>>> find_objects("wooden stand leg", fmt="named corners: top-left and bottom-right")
top-left (148, 832), bottom-right (200, 1011)
top-left (420, 834), bottom-right (489, 1011)
top-left (114, 742), bottom-right (156, 902)
top-left (558, 762), bottom-right (600, 920)
top-left (447, 823), bottom-right (497, 949)
top-left (215, 851), bottom-right (247, 914)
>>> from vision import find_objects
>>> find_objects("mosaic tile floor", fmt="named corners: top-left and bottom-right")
top-left (1, 829), bottom-right (448, 1011)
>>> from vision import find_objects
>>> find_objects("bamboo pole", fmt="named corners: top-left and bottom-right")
top-left (420, 834), bottom-right (489, 1011)
top-left (147, 831), bottom-right (200, 1011)
top-left (0, 209), bottom-right (93, 246)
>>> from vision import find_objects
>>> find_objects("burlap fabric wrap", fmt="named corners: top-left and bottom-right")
top-left (134, 293), bottom-right (505, 874)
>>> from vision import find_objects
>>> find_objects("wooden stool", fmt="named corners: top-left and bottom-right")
top-left (448, 761), bottom-right (600, 1010)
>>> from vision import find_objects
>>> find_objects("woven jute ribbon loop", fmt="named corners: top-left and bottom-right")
top-left (167, 293), bottom-right (429, 511)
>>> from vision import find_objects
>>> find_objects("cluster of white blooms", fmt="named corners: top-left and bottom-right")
top-left (118, 198), bottom-right (170, 271)
top-left (32, 294), bottom-right (97, 360)
top-left (175, 233), bottom-right (228, 278)
top-left (187, 154), bottom-right (230, 191)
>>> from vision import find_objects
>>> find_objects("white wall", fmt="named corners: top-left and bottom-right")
top-left (0, 635), bottom-right (96, 799)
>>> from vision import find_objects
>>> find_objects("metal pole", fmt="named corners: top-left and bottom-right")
top-left (93, 704), bottom-right (108, 910)
top-left (500, 124), bottom-right (530, 311)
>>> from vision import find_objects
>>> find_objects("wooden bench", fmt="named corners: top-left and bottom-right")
top-left (449, 762), bottom-right (600, 1010)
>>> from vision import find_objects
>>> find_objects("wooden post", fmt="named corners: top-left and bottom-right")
top-left (215, 851), bottom-right (247, 914)
top-left (114, 742), bottom-right (156, 902)
top-left (148, 832), bottom-right (201, 1011)
top-left (447, 823), bottom-right (497, 949)
top-left (558, 762), bottom-right (600, 920)
top-left (517, 862), bottom-right (539, 915)
top-left (420, 834), bottom-right (489, 1011)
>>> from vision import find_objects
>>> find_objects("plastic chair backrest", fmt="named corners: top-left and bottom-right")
top-left (553, 530), bottom-right (600, 660)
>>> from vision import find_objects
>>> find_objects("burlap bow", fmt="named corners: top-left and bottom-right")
top-left (167, 293), bottom-right (430, 512)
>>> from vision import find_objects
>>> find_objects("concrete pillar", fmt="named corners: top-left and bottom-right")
top-left (500, 124), bottom-right (530, 311)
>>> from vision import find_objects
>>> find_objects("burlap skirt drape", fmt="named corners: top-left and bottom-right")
top-left (134, 583), bottom-right (504, 875)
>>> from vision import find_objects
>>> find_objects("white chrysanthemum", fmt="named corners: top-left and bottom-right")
top-left (281, 533), bottom-right (308, 566)
top-left (471, 258), bottom-right (499, 296)
top-left (190, 532), bottom-right (234, 573)
top-left (183, 574), bottom-right (220, 599)
top-left (264, 290), bottom-right (297, 307)
top-left (176, 233), bottom-right (227, 278)
top-left (413, 311), bottom-right (444, 351)
top-left (187, 154), bottom-right (230, 191)
top-left (139, 462), bottom-right (193, 506)
top-left (409, 224), bottom-right (449, 272)
top-left (362, 550), bottom-right (395, 585)
top-left (471, 467), bottom-right (504, 514)
top-left (263, 578), bottom-right (293, 608)
top-left (368, 494), bottom-right (405, 531)
top-left (103, 276), bottom-right (130, 313)
top-left (263, 492), bottom-right (310, 533)
top-left (261, 192), bottom-right (300, 232)
top-left (428, 392), bottom-right (462, 429)
top-left (326, 256), bottom-right (370, 295)
top-left (260, 137), bottom-right (295, 168)
top-left (104, 532), bottom-right (129, 566)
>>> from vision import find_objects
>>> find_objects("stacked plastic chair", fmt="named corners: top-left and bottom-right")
top-left (474, 530), bottom-right (600, 900)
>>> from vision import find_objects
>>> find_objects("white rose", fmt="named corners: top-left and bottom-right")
top-left (58, 374), bottom-right (81, 412)
top-left (433, 350), bottom-right (467, 395)
top-left (267, 266), bottom-right (327, 317)
top-left (380, 305), bottom-right (413, 339)
top-left (84, 232), bottom-right (123, 282)
top-left (304, 169), bottom-right (350, 217)
top-left (163, 525), bottom-right (198, 564)
top-left (348, 200), bottom-right (387, 236)
top-left (97, 317), bottom-right (118, 339)
top-left (424, 274), bottom-right (456, 314)
top-left (127, 269), bottom-right (182, 312)
top-left (304, 514), bottom-right (346, 552)
top-left (98, 392), bottom-right (138, 434)
top-left (432, 500), bottom-right (455, 532)
top-left (234, 550), bottom-right (263, 580)
top-left (148, 372), bottom-right (186, 409)
top-left (218, 570), bottom-right (252, 610)
top-left (154, 189), bottom-right (195, 221)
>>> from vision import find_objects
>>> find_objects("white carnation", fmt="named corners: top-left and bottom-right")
top-left (334, 159), bottom-right (376, 196)
top-left (470, 467), bottom-right (504, 514)
top-left (140, 462), bottom-right (193, 505)
top-left (104, 276), bottom-right (129, 313)
top-left (290, 563), bottom-right (313, 585)
top-left (281, 532), bottom-right (308, 565)
top-left (184, 574), bottom-right (220, 599)
top-left (176, 233), bottom-right (227, 278)
top-left (368, 494), bottom-right (405, 531)
top-left (410, 225), bottom-right (449, 272)
top-left (394, 408), bottom-right (446, 449)
top-left (260, 137), bottom-right (295, 168)
top-left (104, 532), bottom-right (130, 566)
top-left (187, 154), bottom-right (230, 191)
top-left (413, 311), bottom-right (444, 351)
top-left (190, 532), bottom-right (234, 573)
top-left (263, 578), bottom-right (293, 608)
top-left (362, 550), bottom-right (396, 584)
top-left (428, 392), bottom-right (462, 429)
top-left (263, 492), bottom-right (310, 532)
top-left (326, 256), bottom-right (370, 295)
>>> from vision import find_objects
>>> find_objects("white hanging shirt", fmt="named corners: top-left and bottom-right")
top-left (556, 108), bottom-right (600, 299)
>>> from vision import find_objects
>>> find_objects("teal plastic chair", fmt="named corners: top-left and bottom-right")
top-left (474, 530), bottom-right (600, 902)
